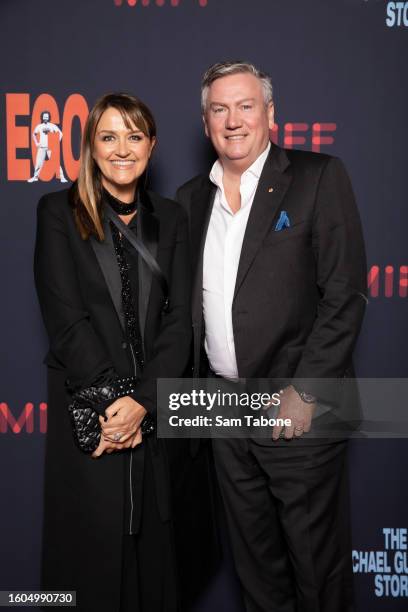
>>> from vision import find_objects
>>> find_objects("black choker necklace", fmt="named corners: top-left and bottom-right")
top-left (104, 189), bottom-right (138, 215)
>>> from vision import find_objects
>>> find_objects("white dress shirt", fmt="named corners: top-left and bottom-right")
top-left (203, 142), bottom-right (271, 379)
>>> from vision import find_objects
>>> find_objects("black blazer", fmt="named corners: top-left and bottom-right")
top-left (34, 187), bottom-right (219, 611)
top-left (35, 186), bottom-right (191, 413)
top-left (177, 144), bottom-right (367, 429)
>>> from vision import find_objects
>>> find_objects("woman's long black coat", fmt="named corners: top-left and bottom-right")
top-left (34, 187), bottom-right (219, 612)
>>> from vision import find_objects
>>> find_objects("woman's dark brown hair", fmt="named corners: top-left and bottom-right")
top-left (73, 92), bottom-right (156, 240)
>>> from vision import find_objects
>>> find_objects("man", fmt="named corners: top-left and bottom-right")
top-left (28, 110), bottom-right (68, 183)
top-left (176, 61), bottom-right (367, 611)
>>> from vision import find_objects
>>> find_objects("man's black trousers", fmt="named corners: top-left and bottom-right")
top-left (212, 438), bottom-right (354, 612)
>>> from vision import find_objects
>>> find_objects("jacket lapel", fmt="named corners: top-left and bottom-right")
top-left (233, 144), bottom-right (292, 301)
top-left (190, 179), bottom-right (216, 327)
top-left (90, 215), bottom-right (125, 331)
top-left (137, 189), bottom-right (159, 346)
top-left (188, 178), bottom-right (216, 374)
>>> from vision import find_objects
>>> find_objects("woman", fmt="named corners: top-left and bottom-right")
top-left (34, 93), bottom-right (218, 612)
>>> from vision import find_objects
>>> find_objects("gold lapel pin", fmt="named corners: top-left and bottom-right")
top-left (268, 187), bottom-right (274, 193)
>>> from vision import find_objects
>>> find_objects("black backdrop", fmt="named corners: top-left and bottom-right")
top-left (1, 0), bottom-right (407, 609)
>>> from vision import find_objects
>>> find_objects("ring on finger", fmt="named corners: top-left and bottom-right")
top-left (113, 432), bottom-right (122, 441)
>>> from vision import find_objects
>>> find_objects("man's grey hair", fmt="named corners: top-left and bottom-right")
top-left (201, 61), bottom-right (274, 113)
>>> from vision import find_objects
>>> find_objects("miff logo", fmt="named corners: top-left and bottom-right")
top-left (368, 266), bottom-right (408, 298)
top-left (0, 402), bottom-right (47, 434)
top-left (270, 123), bottom-right (336, 153)
top-left (114, 0), bottom-right (208, 6)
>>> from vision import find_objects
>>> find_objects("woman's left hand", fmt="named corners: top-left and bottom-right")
top-left (92, 428), bottom-right (142, 457)
top-left (101, 396), bottom-right (147, 444)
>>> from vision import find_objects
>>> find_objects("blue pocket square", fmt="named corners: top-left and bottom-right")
top-left (275, 211), bottom-right (291, 231)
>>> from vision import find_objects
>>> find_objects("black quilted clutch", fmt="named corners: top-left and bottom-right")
top-left (68, 375), bottom-right (155, 453)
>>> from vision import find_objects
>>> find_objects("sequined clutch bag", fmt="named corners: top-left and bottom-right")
top-left (68, 375), bottom-right (155, 453)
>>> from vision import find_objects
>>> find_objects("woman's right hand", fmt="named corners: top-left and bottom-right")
top-left (92, 426), bottom-right (142, 458)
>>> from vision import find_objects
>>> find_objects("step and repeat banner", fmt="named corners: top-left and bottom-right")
top-left (1, 0), bottom-right (407, 610)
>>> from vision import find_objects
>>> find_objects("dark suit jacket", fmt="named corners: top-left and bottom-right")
top-left (34, 186), bottom-right (219, 611)
top-left (176, 143), bottom-right (367, 433)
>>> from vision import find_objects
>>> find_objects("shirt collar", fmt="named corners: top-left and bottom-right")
top-left (209, 141), bottom-right (271, 188)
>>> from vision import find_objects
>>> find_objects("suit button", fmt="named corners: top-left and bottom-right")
top-left (122, 342), bottom-right (128, 349)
